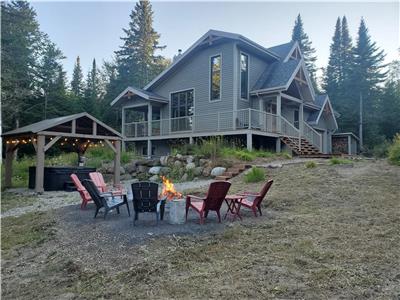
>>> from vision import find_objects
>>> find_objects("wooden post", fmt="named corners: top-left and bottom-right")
top-left (147, 139), bottom-right (152, 159)
top-left (276, 93), bottom-right (282, 134)
top-left (246, 133), bottom-right (253, 151)
top-left (299, 103), bottom-right (304, 152)
top-left (148, 103), bottom-right (152, 137)
top-left (276, 138), bottom-right (281, 153)
top-left (4, 144), bottom-right (17, 188)
top-left (121, 107), bottom-right (126, 137)
top-left (114, 140), bottom-right (121, 185)
top-left (35, 135), bottom-right (45, 193)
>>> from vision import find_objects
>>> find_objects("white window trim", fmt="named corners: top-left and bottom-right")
top-left (209, 53), bottom-right (222, 102)
top-left (240, 51), bottom-right (250, 101)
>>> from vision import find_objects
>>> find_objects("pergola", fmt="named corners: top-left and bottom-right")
top-left (2, 112), bottom-right (123, 193)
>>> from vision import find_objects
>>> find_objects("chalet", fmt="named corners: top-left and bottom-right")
top-left (111, 30), bottom-right (340, 157)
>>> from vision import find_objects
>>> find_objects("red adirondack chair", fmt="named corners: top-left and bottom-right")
top-left (70, 174), bottom-right (92, 209)
top-left (237, 179), bottom-right (273, 217)
top-left (186, 181), bottom-right (231, 224)
top-left (89, 172), bottom-right (124, 196)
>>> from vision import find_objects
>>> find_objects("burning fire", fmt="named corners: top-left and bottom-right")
top-left (161, 176), bottom-right (183, 200)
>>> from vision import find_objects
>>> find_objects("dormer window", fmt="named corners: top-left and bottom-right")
top-left (240, 53), bottom-right (249, 100)
top-left (210, 55), bottom-right (221, 101)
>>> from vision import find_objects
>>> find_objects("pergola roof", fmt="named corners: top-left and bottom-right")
top-left (3, 112), bottom-right (122, 139)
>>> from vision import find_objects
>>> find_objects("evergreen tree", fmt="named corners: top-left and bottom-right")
top-left (84, 59), bottom-right (103, 117)
top-left (291, 14), bottom-right (318, 88)
top-left (115, 0), bottom-right (166, 88)
top-left (71, 56), bottom-right (84, 97)
top-left (340, 16), bottom-right (353, 83)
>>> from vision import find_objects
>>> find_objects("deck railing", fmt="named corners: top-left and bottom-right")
top-left (303, 121), bottom-right (322, 151)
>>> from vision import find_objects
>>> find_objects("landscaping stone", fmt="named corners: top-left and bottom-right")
top-left (202, 167), bottom-right (212, 177)
top-left (199, 159), bottom-right (208, 166)
top-left (193, 167), bottom-right (203, 176)
top-left (174, 160), bottom-right (183, 168)
top-left (176, 154), bottom-right (183, 160)
top-left (149, 166), bottom-right (162, 175)
top-left (138, 165), bottom-right (149, 173)
top-left (160, 156), bottom-right (169, 166)
top-left (149, 175), bottom-right (159, 182)
top-left (186, 156), bottom-right (194, 164)
top-left (186, 162), bottom-right (196, 170)
top-left (211, 167), bottom-right (226, 177)
top-left (121, 174), bottom-right (132, 181)
top-left (159, 167), bottom-right (171, 176)
top-left (267, 163), bottom-right (283, 169)
top-left (120, 167), bottom-right (126, 175)
top-left (181, 173), bottom-right (188, 182)
top-left (125, 163), bottom-right (137, 174)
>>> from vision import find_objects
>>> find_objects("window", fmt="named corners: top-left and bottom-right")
top-left (294, 110), bottom-right (299, 129)
top-left (240, 53), bottom-right (249, 99)
top-left (171, 89), bottom-right (194, 131)
top-left (210, 55), bottom-right (221, 101)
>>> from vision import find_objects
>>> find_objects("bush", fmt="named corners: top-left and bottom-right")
top-left (388, 133), bottom-right (400, 166)
top-left (244, 167), bottom-right (265, 183)
top-left (305, 161), bottom-right (317, 168)
top-left (234, 150), bottom-right (255, 161)
top-left (372, 140), bottom-right (391, 158)
top-left (330, 157), bottom-right (353, 165)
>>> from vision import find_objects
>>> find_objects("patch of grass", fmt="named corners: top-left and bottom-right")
top-left (305, 161), bottom-right (317, 168)
top-left (244, 167), bottom-right (265, 183)
top-left (388, 133), bottom-right (400, 166)
top-left (329, 157), bottom-right (353, 165)
top-left (1, 211), bottom-right (55, 258)
top-left (1, 192), bottom-right (38, 213)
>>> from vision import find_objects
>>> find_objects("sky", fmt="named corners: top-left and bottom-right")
top-left (31, 1), bottom-right (399, 81)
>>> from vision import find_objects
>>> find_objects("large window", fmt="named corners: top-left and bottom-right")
top-left (240, 53), bottom-right (249, 99)
top-left (171, 89), bottom-right (194, 131)
top-left (210, 55), bottom-right (221, 101)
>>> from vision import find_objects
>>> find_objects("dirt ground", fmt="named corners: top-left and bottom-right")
top-left (1, 159), bottom-right (400, 299)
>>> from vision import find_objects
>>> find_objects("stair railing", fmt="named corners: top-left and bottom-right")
top-left (303, 121), bottom-right (322, 152)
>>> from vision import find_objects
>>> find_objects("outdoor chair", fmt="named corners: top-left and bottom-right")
top-left (237, 179), bottom-right (273, 217)
top-left (89, 172), bottom-right (124, 195)
top-left (82, 179), bottom-right (130, 219)
top-left (70, 174), bottom-right (92, 209)
top-left (131, 182), bottom-right (165, 226)
top-left (186, 181), bottom-right (231, 224)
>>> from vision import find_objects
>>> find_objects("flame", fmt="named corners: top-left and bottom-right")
top-left (161, 176), bottom-right (182, 200)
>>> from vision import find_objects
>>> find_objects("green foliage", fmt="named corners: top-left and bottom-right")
top-left (193, 137), bottom-right (223, 160)
top-left (388, 134), bottom-right (400, 166)
top-left (372, 141), bottom-right (391, 158)
top-left (329, 157), bottom-right (353, 165)
top-left (305, 161), bottom-right (317, 168)
top-left (244, 167), bottom-right (265, 183)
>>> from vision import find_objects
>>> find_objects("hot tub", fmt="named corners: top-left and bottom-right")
top-left (28, 166), bottom-right (96, 191)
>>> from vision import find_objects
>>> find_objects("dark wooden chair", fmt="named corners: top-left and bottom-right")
top-left (186, 181), bottom-right (231, 224)
top-left (131, 182), bottom-right (165, 225)
top-left (237, 179), bottom-right (273, 217)
top-left (82, 179), bottom-right (130, 219)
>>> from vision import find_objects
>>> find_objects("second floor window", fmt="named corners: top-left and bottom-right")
top-left (210, 55), bottom-right (221, 101)
top-left (240, 53), bottom-right (249, 99)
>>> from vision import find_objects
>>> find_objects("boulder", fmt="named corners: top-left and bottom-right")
top-left (137, 165), bottom-right (149, 173)
top-left (186, 155), bottom-right (194, 164)
top-left (211, 167), bottom-right (226, 177)
top-left (120, 166), bottom-right (126, 175)
top-left (186, 162), bottom-right (196, 170)
top-left (125, 163), bottom-right (137, 174)
top-left (174, 160), bottom-right (183, 168)
top-left (199, 159), bottom-right (208, 166)
top-left (103, 174), bottom-right (113, 183)
top-left (160, 156), bottom-right (169, 166)
top-left (267, 163), bottom-right (283, 169)
top-left (121, 174), bottom-right (132, 181)
top-left (193, 167), bottom-right (203, 176)
top-left (149, 166), bottom-right (162, 175)
top-left (202, 167), bottom-right (212, 177)
top-left (176, 154), bottom-right (183, 160)
top-left (181, 173), bottom-right (188, 182)
top-left (149, 175), bottom-right (159, 182)
top-left (160, 167), bottom-right (171, 176)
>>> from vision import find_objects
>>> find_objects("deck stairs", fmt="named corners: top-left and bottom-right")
top-left (215, 164), bottom-right (251, 181)
top-left (281, 136), bottom-right (321, 156)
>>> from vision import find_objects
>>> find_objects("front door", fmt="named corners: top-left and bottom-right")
top-left (264, 102), bottom-right (277, 133)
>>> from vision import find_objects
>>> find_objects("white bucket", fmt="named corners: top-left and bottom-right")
top-left (168, 198), bottom-right (186, 224)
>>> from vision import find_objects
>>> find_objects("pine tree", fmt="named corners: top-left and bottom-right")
top-left (115, 0), bottom-right (166, 88)
top-left (323, 17), bottom-right (342, 99)
top-left (340, 16), bottom-right (353, 83)
top-left (84, 59), bottom-right (103, 117)
top-left (71, 56), bottom-right (84, 97)
top-left (291, 14), bottom-right (318, 88)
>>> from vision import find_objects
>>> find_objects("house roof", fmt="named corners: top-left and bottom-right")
top-left (333, 132), bottom-right (360, 141)
top-left (267, 41), bottom-right (296, 60)
top-left (307, 95), bottom-right (338, 130)
top-left (2, 112), bottom-right (122, 138)
top-left (251, 59), bottom-right (302, 92)
top-left (110, 86), bottom-right (168, 107)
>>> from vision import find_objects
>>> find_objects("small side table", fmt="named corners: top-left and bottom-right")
top-left (224, 194), bottom-right (245, 221)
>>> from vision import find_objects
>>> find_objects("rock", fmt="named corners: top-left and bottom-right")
top-left (121, 174), bottom-right (132, 181)
top-left (211, 167), bottom-right (226, 177)
top-left (186, 162), bottom-right (196, 170)
top-left (103, 174), bottom-right (113, 183)
top-left (202, 167), bottom-right (212, 177)
top-left (120, 166), bottom-right (126, 175)
top-left (160, 167), bottom-right (171, 176)
top-left (130, 178), bottom-right (139, 184)
top-left (149, 175), bottom-right (159, 182)
top-left (174, 160), bottom-right (183, 168)
top-left (267, 163), bottom-right (283, 169)
top-left (137, 165), bottom-right (149, 173)
top-left (147, 159), bottom-right (160, 167)
top-left (193, 167), bottom-right (203, 176)
top-left (181, 173), bottom-right (188, 182)
top-left (149, 166), bottom-right (162, 175)
top-left (199, 159), bottom-right (208, 166)
top-left (125, 163), bottom-right (137, 174)
top-left (186, 155), bottom-right (194, 164)
top-left (176, 154), bottom-right (183, 159)
top-left (160, 156), bottom-right (169, 166)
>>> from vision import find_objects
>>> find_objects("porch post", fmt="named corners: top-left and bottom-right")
top-left (276, 138), bottom-right (281, 153)
top-left (147, 139), bottom-right (152, 158)
top-left (121, 107), bottom-right (126, 137)
top-left (246, 133), bottom-right (253, 151)
top-left (189, 136), bottom-right (194, 144)
top-left (114, 140), bottom-right (121, 184)
top-left (299, 103), bottom-right (304, 152)
top-left (4, 144), bottom-right (17, 188)
top-left (148, 103), bottom-right (152, 137)
top-left (35, 135), bottom-right (45, 193)
top-left (276, 93), bottom-right (282, 134)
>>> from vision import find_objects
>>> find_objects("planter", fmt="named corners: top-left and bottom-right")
top-left (167, 198), bottom-right (186, 224)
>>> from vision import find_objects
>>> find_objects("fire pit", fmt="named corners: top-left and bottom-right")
top-left (161, 177), bottom-right (186, 225)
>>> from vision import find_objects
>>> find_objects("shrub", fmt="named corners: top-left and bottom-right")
top-left (388, 133), bottom-right (400, 166)
top-left (244, 167), bottom-right (265, 183)
top-left (193, 136), bottom-right (224, 160)
top-left (234, 150), bottom-right (255, 161)
top-left (330, 157), bottom-right (352, 165)
top-left (372, 140), bottom-right (391, 158)
top-left (305, 161), bottom-right (317, 168)
top-left (281, 151), bottom-right (292, 159)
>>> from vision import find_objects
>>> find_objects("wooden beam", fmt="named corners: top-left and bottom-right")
top-left (113, 140), bottom-right (121, 185)
top-left (35, 135), bottom-right (45, 193)
top-left (4, 144), bottom-right (18, 188)
top-left (295, 77), bottom-right (308, 85)
top-left (104, 140), bottom-right (117, 153)
top-left (44, 136), bottom-right (61, 152)
top-left (37, 131), bottom-right (121, 140)
top-left (281, 93), bottom-right (302, 104)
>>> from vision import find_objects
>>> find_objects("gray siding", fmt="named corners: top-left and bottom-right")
top-left (150, 42), bottom-right (235, 118)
